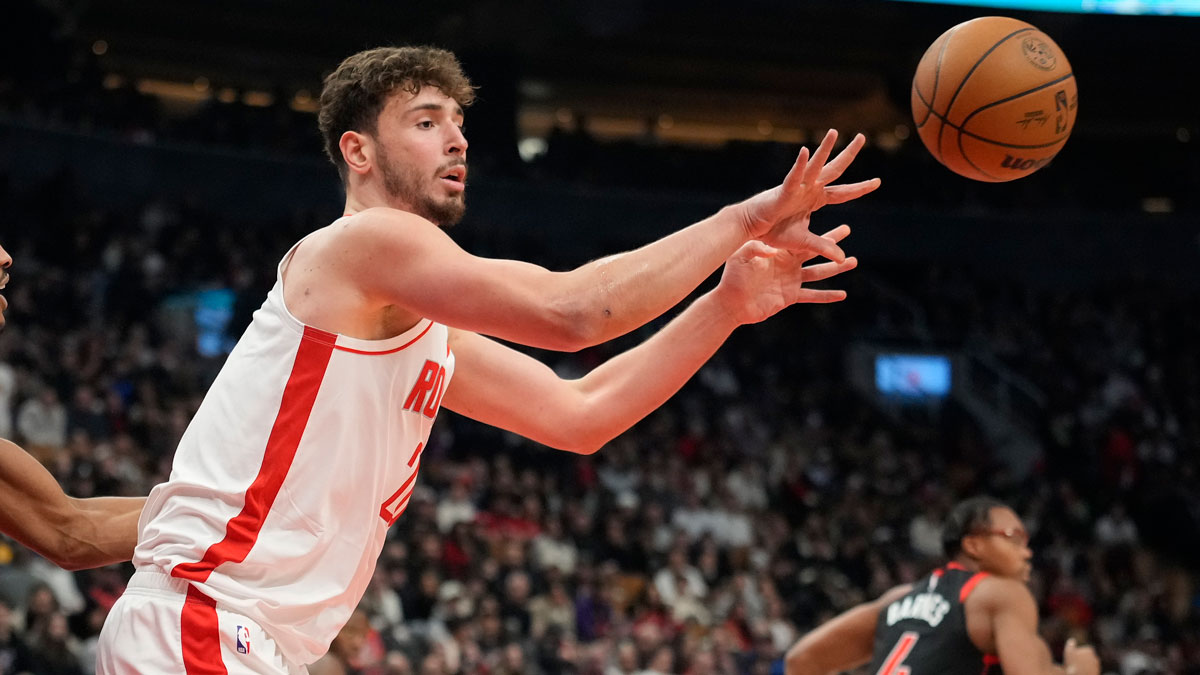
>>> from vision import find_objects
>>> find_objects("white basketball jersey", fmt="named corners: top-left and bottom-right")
top-left (134, 230), bottom-right (454, 665)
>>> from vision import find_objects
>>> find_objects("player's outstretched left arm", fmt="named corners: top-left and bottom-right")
top-left (441, 225), bottom-right (856, 454)
top-left (0, 438), bottom-right (144, 570)
top-left (783, 585), bottom-right (910, 675)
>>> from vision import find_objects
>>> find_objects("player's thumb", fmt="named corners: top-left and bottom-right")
top-left (744, 240), bottom-right (779, 258)
top-left (1065, 637), bottom-right (1077, 652)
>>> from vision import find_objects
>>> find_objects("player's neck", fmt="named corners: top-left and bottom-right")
top-left (951, 555), bottom-right (982, 573)
top-left (344, 184), bottom-right (416, 218)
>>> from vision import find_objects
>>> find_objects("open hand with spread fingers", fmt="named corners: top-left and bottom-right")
top-left (714, 223), bottom-right (857, 326)
top-left (734, 129), bottom-right (880, 263)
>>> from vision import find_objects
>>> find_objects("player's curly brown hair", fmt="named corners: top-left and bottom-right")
top-left (318, 46), bottom-right (476, 183)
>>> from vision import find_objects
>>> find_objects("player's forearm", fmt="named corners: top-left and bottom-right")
top-left (58, 496), bottom-right (145, 570)
top-left (560, 206), bottom-right (748, 347)
top-left (566, 292), bottom-right (738, 452)
top-left (783, 594), bottom-right (889, 675)
top-left (784, 650), bottom-right (835, 675)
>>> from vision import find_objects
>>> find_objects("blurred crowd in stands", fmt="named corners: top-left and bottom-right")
top-left (2, 2), bottom-right (1199, 675)
top-left (0, 174), bottom-right (1197, 674)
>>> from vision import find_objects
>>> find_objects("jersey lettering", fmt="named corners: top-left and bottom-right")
top-left (423, 366), bottom-right (446, 417)
top-left (403, 360), bottom-right (446, 418)
top-left (886, 591), bottom-right (951, 627)
top-left (876, 631), bottom-right (920, 675)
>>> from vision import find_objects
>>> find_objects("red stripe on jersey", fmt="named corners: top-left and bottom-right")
top-left (933, 568), bottom-right (945, 578)
top-left (959, 572), bottom-right (989, 602)
top-left (333, 321), bottom-right (433, 355)
top-left (983, 654), bottom-right (1000, 665)
top-left (181, 585), bottom-right (227, 675)
top-left (947, 561), bottom-right (967, 571)
top-left (173, 327), bottom-right (335, 582)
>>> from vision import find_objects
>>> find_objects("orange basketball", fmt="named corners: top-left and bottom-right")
top-left (911, 16), bottom-right (1077, 182)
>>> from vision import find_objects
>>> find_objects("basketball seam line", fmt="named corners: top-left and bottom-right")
top-left (935, 26), bottom-right (1034, 161)
top-left (955, 71), bottom-right (1075, 178)
top-left (959, 71), bottom-right (1075, 127)
top-left (914, 25), bottom-right (959, 134)
top-left (924, 101), bottom-right (1073, 149)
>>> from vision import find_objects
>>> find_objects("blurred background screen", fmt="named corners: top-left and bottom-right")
top-left (892, 0), bottom-right (1200, 14)
top-left (875, 354), bottom-right (953, 399)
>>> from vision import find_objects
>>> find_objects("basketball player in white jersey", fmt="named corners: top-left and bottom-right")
top-left (94, 46), bottom-right (880, 674)
top-left (0, 241), bottom-right (145, 570)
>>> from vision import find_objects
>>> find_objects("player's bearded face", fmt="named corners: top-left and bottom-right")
top-left (377, 141), bottom-right (466, 227)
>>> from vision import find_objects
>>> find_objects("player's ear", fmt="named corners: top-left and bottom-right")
top-left (340, 130), bottom-right (373, 178)
top-left (960, 534), bottom-right (983, 559)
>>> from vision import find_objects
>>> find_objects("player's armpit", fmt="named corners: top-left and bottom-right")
top-left (440, 329), bottom-right (594, 452)
top-left (784, 585), bottom-right (911, 675)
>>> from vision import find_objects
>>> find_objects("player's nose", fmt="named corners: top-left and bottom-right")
top-left (447, 126), bottom-right (468, 156)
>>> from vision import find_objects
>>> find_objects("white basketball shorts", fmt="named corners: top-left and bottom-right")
top-left (96, 569), bottom-right (308, 675)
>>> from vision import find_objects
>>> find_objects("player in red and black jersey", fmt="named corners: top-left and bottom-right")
top-left (784, 496), bottom-right (1099, 675)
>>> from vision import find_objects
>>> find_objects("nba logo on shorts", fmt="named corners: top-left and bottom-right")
top-left (236, 625), bottom-right (251, 654)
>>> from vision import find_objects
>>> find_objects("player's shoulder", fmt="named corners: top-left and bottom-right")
top-left (335, 207), bottom-right (439, 242)
top-left (966, 575), bottom-right (1036, 613)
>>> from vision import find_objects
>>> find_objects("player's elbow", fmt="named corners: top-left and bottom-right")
top-left (538, 418), bottom-right (610, 455)
top-left (542, 429), bottom-right (607, 455)
top-left (32, 524), bottom-right (90, 571)
top-left (52, 548), bottom-right (93, 572)
top-left (783, 645), bottom-right (824, 675)
top-left (538, 295), bottom-right (613, 352)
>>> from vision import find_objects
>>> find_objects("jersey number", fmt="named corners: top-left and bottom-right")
top-left (876, 631), bottom-right (920, 675)
top-left (378, 442), bottom-right (425, 526)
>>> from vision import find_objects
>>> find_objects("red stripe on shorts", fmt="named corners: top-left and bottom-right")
top-left (181, 585), bottom-right (227, 675)
top-left (173, 326), bottom-right (335, 582)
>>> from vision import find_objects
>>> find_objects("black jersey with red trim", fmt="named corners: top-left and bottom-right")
top-left (868, 563), bottom-right (1001, 675)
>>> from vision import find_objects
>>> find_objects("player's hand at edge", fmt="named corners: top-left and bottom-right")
top-left (713, 224), bottom-right (857, 326)
top-left (733, 129), bottom-right (881, 262)
top-left (1062, 638), bottom-right (1100, 675)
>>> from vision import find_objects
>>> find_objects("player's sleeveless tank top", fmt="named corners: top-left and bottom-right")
top-left (134, 225), bottom-right (454, 665)
top-left (868, 563), bottom-right (1001, 675)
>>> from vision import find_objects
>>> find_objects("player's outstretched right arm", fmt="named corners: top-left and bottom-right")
top-left (974, 577), bottom-right (1100, 675)
top-left (335, 130), bottom-right (879, 352)
top-left (0, 438), bottom-right (144, 571)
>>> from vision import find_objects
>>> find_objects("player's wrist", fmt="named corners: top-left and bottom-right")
top-left (702, 288), bottom-right (750, 330)
top-left (722, 200), bottom-right (766, 243)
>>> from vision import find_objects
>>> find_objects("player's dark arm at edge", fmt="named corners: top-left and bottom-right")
top-left (975, 576), bottom-right (1081, 675)
top-left (784, 585), bottom-right (912, 675)
top-left (0, 438), bottom-right (145, 571)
